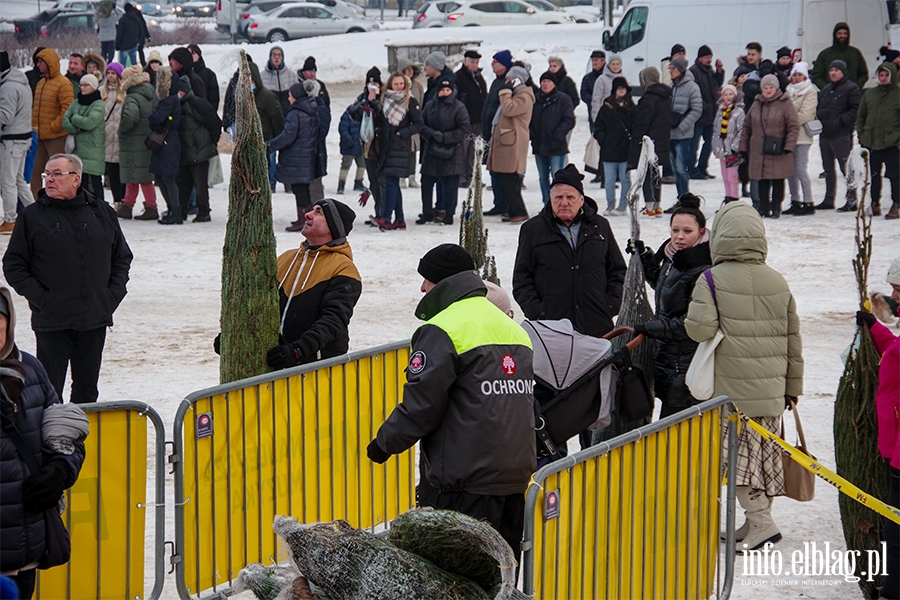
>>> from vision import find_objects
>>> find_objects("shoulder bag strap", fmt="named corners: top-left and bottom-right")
top-left (0, 410), bottom-right (39, 475)
top-left (790, 399), bottom-right (807, 448)
top-left (703, 269), bottom-right (718, 308)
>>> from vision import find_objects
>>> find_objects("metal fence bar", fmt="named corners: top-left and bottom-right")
top-left (34, 401), bottom-right (166, 600)
top-left (172, 342), bottom-right (415, 600)
top-left (522, 396), bottom-right (737, 600)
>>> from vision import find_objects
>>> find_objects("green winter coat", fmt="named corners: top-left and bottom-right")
top-left (684, 201), bottom-right (803, 417)
top-left (62, 92), bottom-right (105, 176)
top-left (809, 22), bottom-right (869, 90)
top-left (118, 71), bottom-right (154, 184)
top-left (857, 62), bottom-right (900, 151)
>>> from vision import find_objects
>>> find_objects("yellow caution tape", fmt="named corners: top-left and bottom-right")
top-left (738, 411), bottom-right (900, 525)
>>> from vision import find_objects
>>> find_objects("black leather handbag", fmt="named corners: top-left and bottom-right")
top-left (763, 135), bottom-right (784, 155)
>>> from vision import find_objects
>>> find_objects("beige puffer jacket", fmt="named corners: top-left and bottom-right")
top-left (685, 201), bottom-right (803, 417)
top-left (788, 80), bottom-right (818, 145)
top-left (103, 85), bottom-right (123, 163)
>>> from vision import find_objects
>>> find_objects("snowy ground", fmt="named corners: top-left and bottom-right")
top-left (3, 23), bottom-right (899, 600)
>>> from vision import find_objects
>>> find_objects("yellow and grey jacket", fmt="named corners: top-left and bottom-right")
top-left (376, 270), bottom-right (536, 496)
top-left (277, 240), bottom-right (362, 364)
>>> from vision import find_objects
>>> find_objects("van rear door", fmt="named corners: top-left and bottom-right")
top-left (803, 0), bottom-right (888, 87)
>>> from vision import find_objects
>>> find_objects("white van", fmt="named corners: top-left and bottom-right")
top-left (601, 0), bottom-right (889, 89)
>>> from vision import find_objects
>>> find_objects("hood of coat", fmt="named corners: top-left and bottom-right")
top-left (290, 95), bottom-right (318, 116)
top-left (155, 66), bottom-right (173, 100)
top-left (415, 270), bottom-right (487, 321)
top-left (832, 21), bottom-right (850, 46)
top-left (82, 51), bottom-right (106, 77)
top-left (0, 67), bottom-right (29, 90)
top-left (671, 240), bottom-right (711, 272)
top-left (36, 48), bottom-right (62, 79)
top-left (645, 82), bottom-right (672, 100)
top-left (267, 46), bottom-right (285, 71)
top-left (169, 48), bottom-right (194, 78)
top-left (122, 70), bottom-right (151, 94)
top-left (877, 61), bottom-right (899, 87)
top-left (249, 61), bottom-right (264, 90)
top-left (397, 59), bottom-right (421, 79)
top-left (0, 286), bottom-right (17, 361)
top-left (709, 200), bottom-right (767, 266)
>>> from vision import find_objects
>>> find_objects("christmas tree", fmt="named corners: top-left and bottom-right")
top-left (459, 138), bottom-right (499, 285)
top-left (219, 51), bottom-right (281, 384)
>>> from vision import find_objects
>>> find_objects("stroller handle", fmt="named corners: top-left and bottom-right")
top-left (604, 326), bottom-right (644, 351)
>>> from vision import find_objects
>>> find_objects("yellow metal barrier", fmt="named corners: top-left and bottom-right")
top-left (173, 342), bottom-right (416, 599)
top-left (35, 402), bottom-right (166, 600)
top-left (523, 398), bottom-right (735, 600)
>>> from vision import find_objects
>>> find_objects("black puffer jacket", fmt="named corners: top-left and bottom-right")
top-left (177, 89), bottom-right (221, 166)
top-left (193, 57), bottom-right (220, 111)
top-left (0, 349), bottom-right (85, 572)
top-left (513, 196), bottom-right (627, 338)
top-left (689, 60), bottom-right (724, 127)
top-left (454, 65), bottom-right (487, 125)
top-left (816, 75), bottom-right (862, 139)
top-left (420, 90), bottom-right (470, 177)
top-left (372, 96), bottom-right (423, 178)
top-left (423, 67), bottom-right (457, 107)
top-left (481, 71), bottom-right (507, 140)
top-left (114, 8), bottom-right (143, 50)
top-left (529, 88), bottom-right (575, 156)
top-left (147, 70), bottom-right (181, 178)
top-left (268, 96), bottom-right (319, 185)
top-left (3, 188), bottom-right (133, 332)
top-left (553, 65), bottom-right (580, 109)
top-left (594, 97), bottom-right (635, 163)
top-left (640, 240), bottom-right (712, 409)
top-left (248, 62), bottom-right (284, 142)
top-left (629, 83), bottom-right (671, 168)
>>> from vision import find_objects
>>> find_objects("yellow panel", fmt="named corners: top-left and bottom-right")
top-left (595, 453), bottom-right (609, 600)
top-left (581, 458), bottom-right (598, 598)
top-left (242, 386), bottom-right (263, 569)
top-left (658, 427), bottom-right (672, 600)
top-left (316, 367), bottom-right (334, 521)
top-left (568, 463), bottom-right (585, 598)
top-left (288, 374), bottom-right (307, 521)
top-left (630, 439), bottom-right (645, 600)
top-left (354, 357), bottom-right (371, 528)
top-left (642, 431), bottom-right (659, 597)
top-left (331, 365), bottom-right (347, 521)
top-left (301, 372), bottom-right (319, 523)
top-left (541, 472), bottom-right (559, 600)
top-left (257, 382), bottom-right (278, 564)
top-left (619, 443), bottom-right (634, 599)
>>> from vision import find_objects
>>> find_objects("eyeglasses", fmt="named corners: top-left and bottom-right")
top-left (41, 171), bottom-right (78, 180)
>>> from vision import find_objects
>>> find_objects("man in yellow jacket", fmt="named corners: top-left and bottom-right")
top-left (30, 49), bottom-right (74, 199)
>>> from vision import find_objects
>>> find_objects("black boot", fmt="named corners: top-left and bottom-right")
top-left (353, 179), bottom-right (366, 192)
top-left (836, 201), bottom-right (857, 212)
top-left (741, 183), bottom-right (750, 198)
top-left (783, 202), bottom-right (800, 215)
top-left (337, 180), bottom-right (346, 194)
top-left (815, 199), bottom-right (835, 210)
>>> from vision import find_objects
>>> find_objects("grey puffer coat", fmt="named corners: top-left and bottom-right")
top-left (711, 96), bottom-right (745, 159)
top-left (420, 89), bottom-right (470, 178)
top-left (268, 96), bottom-right (319, 185)
top-left (670, 69), bottom-right (703, 141)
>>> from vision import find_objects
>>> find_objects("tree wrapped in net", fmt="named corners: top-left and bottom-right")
top-left (273, 516), bottom-right (490, 599)
top-left (593, 136), bottom-right (657, 444)
top-left (833, 149), bottom-right (891, 598)
top-left (219, 50), bottom-right (280, 384)
top-left (460, 138), bottom-right (499, 285)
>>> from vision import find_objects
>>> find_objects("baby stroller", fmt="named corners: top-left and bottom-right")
top-left (521, 319), bottom-right (651, 464)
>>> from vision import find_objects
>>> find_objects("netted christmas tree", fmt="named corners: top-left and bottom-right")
top-left (219, 50), bottom-right (281, 384)
top-left (459, 138), bottom-right (499, 285)
top-left (593, 136), bottom-right (657, 444)
top-left (833, 149), bottom-right (890, 599)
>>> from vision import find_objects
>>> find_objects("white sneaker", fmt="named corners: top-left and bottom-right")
top-left (611, 208), bottom-right (627, 216)
top-left (603, 209), bottom-right (615, 216)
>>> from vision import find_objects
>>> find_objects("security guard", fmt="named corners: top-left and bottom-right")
top-left (368, 244), bottom-right (535, 556)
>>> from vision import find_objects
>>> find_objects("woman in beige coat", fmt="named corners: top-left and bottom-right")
top-left (686, 200), bottom-right (803, 554)
top-left (785, 62), bottom-right (818, 216)
top-left (739, 73), bottom-right (800, 218)
top-left (102, 62), bottom-right (125, 206)
top-left (486, 65), bottom-right (535, 222)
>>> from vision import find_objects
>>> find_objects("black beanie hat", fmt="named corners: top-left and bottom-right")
top-left (315, 199), bottom-right (355, 240)
top-left (289, 82), bottom-right (305, 100)
top-left (178, 75), bottom-right (192, 93)
top-left (0, 52), bottom-right (10, 73)
top-left (881, 46), bottom-right (900, 63)
top-left (366, 66), bottom-right (382, 85)
top-left (697, 45), bottom-right (713, 59)
top-left (550, 163), bottom-right (585, 196)
top-left (418, 244), bottom-right (475, 284)
top-left (670, 43), bottom-right (686, 56)
top-left (776, 46), bottom-right (791, 59)
top-left (539, 70), bottom-right (556, 83)
top-left (302, 56), bottom-right (317, 71)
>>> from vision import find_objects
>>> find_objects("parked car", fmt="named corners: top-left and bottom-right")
top-left (412, 0), bottom-right (461, 27)
top-left (136, 2), bottom-right (166, 15)
top-left (176, 0), bottom-right (217, 16)
top-left (236, 0), bottom-right (284, 36)
top-left (444, 0), bottom-right (575, 26)
top-left (49, 0), bottom-right (122, 12)
top-left (228, 0), bottom-right (363, 34)
top-left (526, 0), bottom-right (597, 22)
top-left (15, 10), bottom-right (97, 40)
top-left (247, 2), bottom-right (378, 41)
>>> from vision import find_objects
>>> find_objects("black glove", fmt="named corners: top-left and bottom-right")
top-left (856, 310), bottom-right (876, 329)
top-left (367, 439), bottom-right (390, 464)
top-left (632, 323), bottom-right (648, 336)
top-left (739, 151), bottom-right (749, 163)
top-left (626, 238), bottom-right (646, 255)
top-left (431, 130), bottom-right (444, 143)
top-left (784, 395), bottom-right (798, 411)
top-left (213, 333), bottom-right (221, 355)
top-left (23, 460), bottom-right (68, 513)
top-left (500, 79), bottom-right (515, 92)
top-left (266, 342), bottom-right (303, 370)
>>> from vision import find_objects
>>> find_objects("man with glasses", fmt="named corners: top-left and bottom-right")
top-left (3, 154), bottom-right (133, 404)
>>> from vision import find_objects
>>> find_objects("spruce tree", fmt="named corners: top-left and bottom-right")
top-left (459, 138), bottom-right (499, 285)
top-left (833, 151), bottom-right (890, 598)
top-left (219, 51), bottom-right (281, 384)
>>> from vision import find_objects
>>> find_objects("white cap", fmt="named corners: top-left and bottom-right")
top-left (484, 281), bottom-right (513, 318)
top-left (790, 61), bottom-right (809, 80)
top-left (887, 256), bottom-right (900, 286)
top-left (80, 74), bottom-right (99, 91)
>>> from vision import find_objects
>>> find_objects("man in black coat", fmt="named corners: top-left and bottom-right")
top-left (298, 56), bottom-right (330, 109)
top-left (581, 50), bottom-right (605, 110)
top-left (422, 51), bottom-right (457, 107)
top-left (3, 153), bottom-right (133, 404)
top-left (168, 47), bottom-right (207, 102)
top-left (815, 59), bottom-right (862, 211)
top-left (455, 50), bottom-right (487, 187)
top-left (513, 164), bottom-right (626, 339)
top-left (115, 4), bottom-right (144, 67)
top-left (530, 72), bottom-right (575, 205)
top-left (188, 45), bottom-right (220, 111)
top-left (688, 45), bottom-right (724, 180)
top-left (629, 66), bottom-right (671, 215)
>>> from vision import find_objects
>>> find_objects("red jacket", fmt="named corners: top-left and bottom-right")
top-left (872, 321), bottom-right (900, 469)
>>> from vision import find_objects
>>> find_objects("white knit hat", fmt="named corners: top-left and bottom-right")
top-left (80, 74), bottom-right (99, 91)
top-left (887, 256), bottom-right (900, 286)
top-left (790, 61), bottom-right (809, 80)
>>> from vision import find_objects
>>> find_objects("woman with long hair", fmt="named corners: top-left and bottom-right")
top-left (594, 77), bottom-right (635, 215)
top-left (101, 62), bottom-right (125, 207)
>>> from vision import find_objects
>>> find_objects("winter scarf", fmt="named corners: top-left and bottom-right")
top-left (42, 403), bottom-right (89, 455)
top-left (720, 103), bottom-right (734, 138)
top-left (381, 90), bottom-right (408, 126)
top-left (787, 78), bottom-right (812, 98)
top-left (664, 229), bottom-right (710, 260)
top-left (78, 89), bottom-right (102, 106)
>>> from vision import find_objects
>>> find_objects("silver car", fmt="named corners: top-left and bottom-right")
top-left (412, 0), bottom-right (461, 28)
top-left (247, 2), bottom-right (379, 42)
